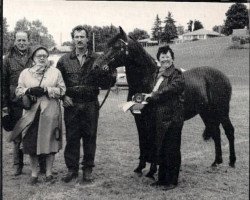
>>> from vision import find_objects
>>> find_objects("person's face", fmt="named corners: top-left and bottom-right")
top-left (159, 51), bottom-right (173, 69)
top-left (33, 49), bottom-right (49, 66)
top-left (73, 30), bottom-right (88, 50)
top-left (14, 32), bottom-right (29, 51)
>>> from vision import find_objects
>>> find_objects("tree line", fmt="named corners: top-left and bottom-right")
top-left (2, 3), bottom-right (248, 54)
top-left (151, 3), bottom-right (249, 44)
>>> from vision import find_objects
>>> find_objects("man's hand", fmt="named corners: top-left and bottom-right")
top-left (63, 95), bottom-right (74, 107)
top-left (2, 107), bottom-right (9, 117)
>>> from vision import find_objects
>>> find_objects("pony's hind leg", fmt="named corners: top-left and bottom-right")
top-left (221, 116), bottom-right (236, 167)
top-left (200, 112), bottom-right (223, 167)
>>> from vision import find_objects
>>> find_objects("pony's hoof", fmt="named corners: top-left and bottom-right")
top-left (134, 162), bottom-right (146, 174)
top-left (211, 158), bottom-right (223, 167)
top-left (229, 162), bottom-right (235, 168)
top-left (134, 167), bottom-right (143, 174)
top-left (145, 172), bottom-right (155, 180)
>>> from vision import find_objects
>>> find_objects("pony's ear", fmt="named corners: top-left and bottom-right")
top-left (119, 26), bottom-right (128, 42)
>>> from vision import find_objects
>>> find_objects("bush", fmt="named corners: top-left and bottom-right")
top-left (232, 35), bottom-right (250, 44)
top-left (228, 43), bottom-right (249, 49)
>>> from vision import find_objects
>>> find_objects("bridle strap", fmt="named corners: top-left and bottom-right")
top-left (99, 39), bottom-right (129, 109)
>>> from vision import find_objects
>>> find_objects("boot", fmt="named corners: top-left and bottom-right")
top-left (82, 167), bottom-right (93, 182)
top-left (14, 165), bottom-right (23, 176)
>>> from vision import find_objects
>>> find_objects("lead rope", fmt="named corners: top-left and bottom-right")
top-left (99, 80), bottom-right (112, 110)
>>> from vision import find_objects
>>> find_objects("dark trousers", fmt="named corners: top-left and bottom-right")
top-left (134, 105), bottom-right (156, 163)
top-left (158, 122), bottom-right (183, 185)
top-left (10, 105), bottom-right (24, 167)
top-left (64, 101), bottom-right (99, 172)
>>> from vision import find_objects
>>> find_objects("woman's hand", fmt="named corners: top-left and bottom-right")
top-left (142, 93), bottom-right (153, 101)
top-left (26, 87), bottom-right (45, 97)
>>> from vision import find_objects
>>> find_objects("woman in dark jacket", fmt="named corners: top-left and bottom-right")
top-left (144, 46), bottom-right (185, 190)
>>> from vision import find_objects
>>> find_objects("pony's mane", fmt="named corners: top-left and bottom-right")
top-left (128, 37), bottom-right (157, 69)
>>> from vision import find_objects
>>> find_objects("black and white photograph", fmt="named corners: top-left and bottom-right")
top-left (1, 0), bottom-right (249, 199)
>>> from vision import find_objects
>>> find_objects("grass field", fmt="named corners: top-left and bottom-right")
top-left (2, 37), bottom-right (249, 200)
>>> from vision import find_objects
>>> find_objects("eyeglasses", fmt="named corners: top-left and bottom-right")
top-left (35, 55), bottom-right (48, 59)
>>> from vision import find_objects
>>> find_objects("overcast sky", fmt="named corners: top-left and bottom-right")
top-left (3, 1), bottom-right (248, 45)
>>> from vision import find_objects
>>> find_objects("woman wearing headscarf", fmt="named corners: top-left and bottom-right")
top-left (11, 46), bottom-right (66, 185)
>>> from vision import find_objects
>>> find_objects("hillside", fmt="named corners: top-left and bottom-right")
top-left (144, 37), bottom-right (249, 85)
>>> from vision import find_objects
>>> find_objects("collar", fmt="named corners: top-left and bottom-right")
top-left (13, 46), bottom-right (29, 56)
top-left (70, 48), bottom-right (91, 59)
top-left (76, 48), bottom-right (88, 57)
top-left (161, 64), bottom-right (175, 78)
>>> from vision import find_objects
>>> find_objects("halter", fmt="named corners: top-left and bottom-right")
top-left (99, 39), bottom-right (128, 110)
top-left (105, 38), bottom-right (129, 66)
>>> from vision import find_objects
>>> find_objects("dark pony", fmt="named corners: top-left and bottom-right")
top-left (93, 27), bottom-right (236, 177)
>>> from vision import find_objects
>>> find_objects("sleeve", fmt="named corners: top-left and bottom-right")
top-left (15, 70), bottom-right (29, 97)
top-left (150, 71), bottom-right (185, 102)
top-left (46, 70), bottom-right (66, 99)
top-left (2, 57), bottom-right (10, 108)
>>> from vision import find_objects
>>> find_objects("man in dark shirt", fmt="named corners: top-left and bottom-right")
top-left (57, 25), bottom-right (116, 183)
top-left (2, 31), bottom-right (46, 176)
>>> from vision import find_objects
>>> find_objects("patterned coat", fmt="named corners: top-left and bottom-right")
top-left (56, 50), bottom-right (116, 103)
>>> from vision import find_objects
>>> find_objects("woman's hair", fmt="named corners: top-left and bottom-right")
top-left (156, 45), bottom-right (174, 61)
top-left (71, 25), bottom-right (89, 39)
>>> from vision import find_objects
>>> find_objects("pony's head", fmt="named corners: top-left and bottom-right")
top-left (93, 27), bottom-right (131, 71)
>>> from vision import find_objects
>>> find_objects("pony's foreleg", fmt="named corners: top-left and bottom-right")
top-left (133, 115), bottom-right (147, 174)
top-left (145, 163), bottom-right (157, 179)
top-left (221, 116), bottom-right (236, 167)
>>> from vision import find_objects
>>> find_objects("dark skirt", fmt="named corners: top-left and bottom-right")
top-left (22, 108), bottom-right (40, 155)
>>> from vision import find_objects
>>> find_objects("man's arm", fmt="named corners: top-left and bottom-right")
top-left (56, 57), bottom-right (74, 107)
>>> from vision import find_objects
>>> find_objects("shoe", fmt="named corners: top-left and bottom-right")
top-left (28, 177), bottom-right (38, 185)
top-left (150, 181), bottom-right (165, 187)
top-left (61, 172), bottom-right (78, 183)
top-left (45, 175), bottom-right (53, 182)
top-left (45, 175), bottom-right (55, 183)
top-left (14, 165), bottom-right (23, 176)
top-left (82, 167), bottom-right (93, 182)
top-left (162, 184), bottom-right (177, 191)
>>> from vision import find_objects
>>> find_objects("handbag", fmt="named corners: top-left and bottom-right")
top-left (21, 94), bottom-right (37, 110)
top-left (21, 66), bottom-right (47, 110)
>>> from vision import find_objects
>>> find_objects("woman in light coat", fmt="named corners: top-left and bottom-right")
top-left (13, 46), bottom-right (66, 185)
